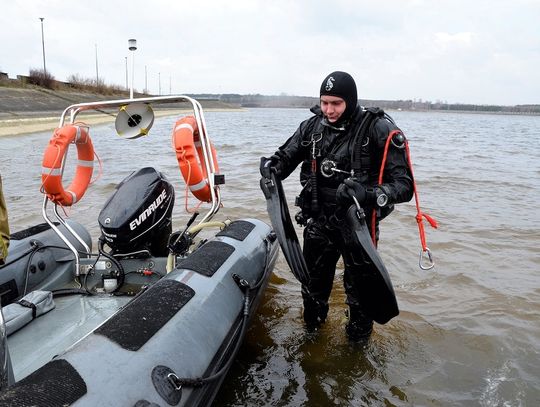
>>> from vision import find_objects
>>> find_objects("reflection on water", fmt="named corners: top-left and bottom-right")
top-left (1, 108), bottom-right (539, 406)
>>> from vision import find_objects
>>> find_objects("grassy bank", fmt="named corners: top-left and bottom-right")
top-left (0, 86), bottom-right (241, 137)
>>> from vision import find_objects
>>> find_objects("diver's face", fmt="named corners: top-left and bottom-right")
top-left (320, 95), bottom-right (346, 123)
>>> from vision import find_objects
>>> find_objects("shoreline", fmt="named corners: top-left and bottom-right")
top-left (0, 114), bottom-right (112, 137)
top-left (3, 104), bottom-right (538, 138)
top-left (0, 108), bottom-right (244, 138)
top-left (0, 87), bottom-right (244, 137)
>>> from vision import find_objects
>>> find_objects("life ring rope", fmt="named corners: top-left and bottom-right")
top-left (89, 149), bottom-right (104, 186)
top-left (172, 116), bottom-right (219, 203)
top-left (176, 148), bottom-right (203, 213)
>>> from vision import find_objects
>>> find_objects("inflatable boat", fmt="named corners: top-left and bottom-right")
top-left (0, 95), bottom-right (278, 406)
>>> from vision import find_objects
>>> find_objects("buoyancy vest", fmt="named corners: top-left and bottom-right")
top-left (295, 107), bottom-right (389, 221)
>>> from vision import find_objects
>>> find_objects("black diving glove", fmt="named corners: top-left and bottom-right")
top-left (337, 178), bottom-right (389, 209)
top-left (337, 178), bottom-right (369, 206)
top-left (259, 155), bottom-right (282, 178)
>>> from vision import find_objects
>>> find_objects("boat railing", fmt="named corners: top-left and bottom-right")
top-left (42, 95), bottom-right (222, 274)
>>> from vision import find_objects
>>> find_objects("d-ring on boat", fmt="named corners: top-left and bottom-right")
top-left (0, 95), bottom-right (278, 406)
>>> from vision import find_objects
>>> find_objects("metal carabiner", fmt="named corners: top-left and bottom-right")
top-left (311, 133), bottom-right (322, 158)
top-left (301, 132), bottom-right (322, 147)
top-left (351, 196), bottom-right (366, 221)
top-left (419, 248), bottom-right (435, 270)
top-left (311, 132), bottom-right (323, 144)
top-left (167, 373), bottom-right (183, 391)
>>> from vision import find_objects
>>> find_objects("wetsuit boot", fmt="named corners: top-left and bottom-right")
top-left (302, 291), bottom-right (328, 331)
top-left (345, 306), bottom-right (373, 342)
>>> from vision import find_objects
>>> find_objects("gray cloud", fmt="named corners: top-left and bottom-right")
top-left (1, 0), bottom-right (538, 105)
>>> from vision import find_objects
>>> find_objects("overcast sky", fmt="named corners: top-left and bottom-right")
top-left (1, 0), bottom-right (538, 105)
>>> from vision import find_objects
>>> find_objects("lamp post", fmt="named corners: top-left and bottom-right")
top-left (128, 39), bottom-right (137, 99)
top-left (125, 57), bottom-right (128, 90)
top-left (39, 18), bottom-right (46, 74)
top-left (145, 65), bottom-right (148, 95)
top-left (95, 43), bottom-right (99, 85)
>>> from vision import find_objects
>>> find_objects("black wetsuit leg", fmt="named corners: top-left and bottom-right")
top-left (340, 218), bottom-right (379, 341)
top-left (342, 252), bottom-right (375, 341)
top-left (301, 221), bottom-right (340, 326)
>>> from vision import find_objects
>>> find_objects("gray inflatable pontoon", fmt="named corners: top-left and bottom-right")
top-left (0, 95), bottom-right (279, 406)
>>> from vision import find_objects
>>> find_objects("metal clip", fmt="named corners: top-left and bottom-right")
top-left (419, 248), bottom-right (435, 270)
top-left (311, 133), bottom-right (322, 158)
top-left (351, 196), bottom-right (366, 221)
top-left (167, 373), bottom-right (182, 391)
top-left (301, 133), bottom-right (323, 158)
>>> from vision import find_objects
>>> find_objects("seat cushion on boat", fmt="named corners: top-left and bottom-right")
top-left (175, 240), bottom-right (235, 276)
top-left (3, 290), bottom-right (55, 336)
top-left (216, 220), bottom-right (255, 241)
top-left (0, 359), bottom-right (86, 406)
top-left (95, 279), bottom-right (195, 351)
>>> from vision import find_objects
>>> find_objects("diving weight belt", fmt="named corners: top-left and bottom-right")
top-left (260, 172), bottom-right (310, 287)
top-left (341, 202), bottom-right (399, 324)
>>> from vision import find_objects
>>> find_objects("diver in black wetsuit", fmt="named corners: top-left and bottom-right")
top-left (260, 71), bottom-right (413, 341)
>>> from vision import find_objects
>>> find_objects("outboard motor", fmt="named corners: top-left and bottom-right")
top-left (98, 167), bottom-right (174, 257)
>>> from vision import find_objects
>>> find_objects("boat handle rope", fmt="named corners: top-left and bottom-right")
top-left (166, 272), bottom-right (256, 389)
top-left (166, 239), bottom-right (274, 390)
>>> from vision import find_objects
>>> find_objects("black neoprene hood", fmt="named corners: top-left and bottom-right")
top-left (320, 71), bottom-right (358, 122)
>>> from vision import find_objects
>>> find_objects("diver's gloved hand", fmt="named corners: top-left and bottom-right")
top-left (259, 155), bottom-right (282, 178)
top-left (336, 178), bottom-right (368, 206)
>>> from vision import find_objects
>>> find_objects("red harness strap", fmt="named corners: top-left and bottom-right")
top-left (372, 130), bottom-right (438, 269)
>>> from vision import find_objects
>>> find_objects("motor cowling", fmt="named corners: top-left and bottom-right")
top-left (98, 167), bottom-right (174, 256)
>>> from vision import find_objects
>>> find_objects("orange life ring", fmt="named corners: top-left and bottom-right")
top-left (172, 116), bottom-right (219, 203)
top-left (41, 124), bottom-right (94, 206)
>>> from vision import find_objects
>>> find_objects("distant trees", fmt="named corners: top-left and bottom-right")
top-left (216, 95), bottom-right (540, 114)
top-left (66, 74), bottom-right (124, 95)
top-left (2, 72), bottom-right (539, 114)
top-left (6, 69), bottom-right (127, 95)
top-left (28, 68), bottom-right (56, 89)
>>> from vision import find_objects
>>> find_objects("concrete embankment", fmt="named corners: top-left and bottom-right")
top-left (0, 87), bottom-right (239, 137)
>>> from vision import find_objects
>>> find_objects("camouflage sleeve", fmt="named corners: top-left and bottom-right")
top-left (0, 175), bottom-right (10, 264)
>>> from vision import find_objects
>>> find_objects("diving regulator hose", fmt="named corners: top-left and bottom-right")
top-left (165, 220), bottom-right (232, 273)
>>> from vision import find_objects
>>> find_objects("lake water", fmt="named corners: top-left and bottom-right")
top-left (1, 108), bottom-right (539, 406)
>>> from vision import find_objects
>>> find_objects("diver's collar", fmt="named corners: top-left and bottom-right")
top-left (321, 117), bottom-right (348, 131)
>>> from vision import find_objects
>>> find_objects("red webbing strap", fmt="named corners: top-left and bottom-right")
top-left (373, 130), bottom-right (438, 269)
top-left (371, 130), bottom-right (400, 246)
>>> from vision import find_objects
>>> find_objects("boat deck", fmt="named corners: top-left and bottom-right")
top-left (7, 293), bottom-right (131, 381)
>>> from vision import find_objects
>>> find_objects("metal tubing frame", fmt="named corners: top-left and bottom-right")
top-left (42, 197), bottom-right (83, 276)
top-left (43, 95), bottom-right (222, 257)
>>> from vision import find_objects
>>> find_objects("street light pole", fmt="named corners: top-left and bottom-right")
top-left (39, 18), bottom-right (46, 74)
top-left (95, 43), bottom-right (99, 85)
top-left (128, 39), bottom-right (137, 99)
